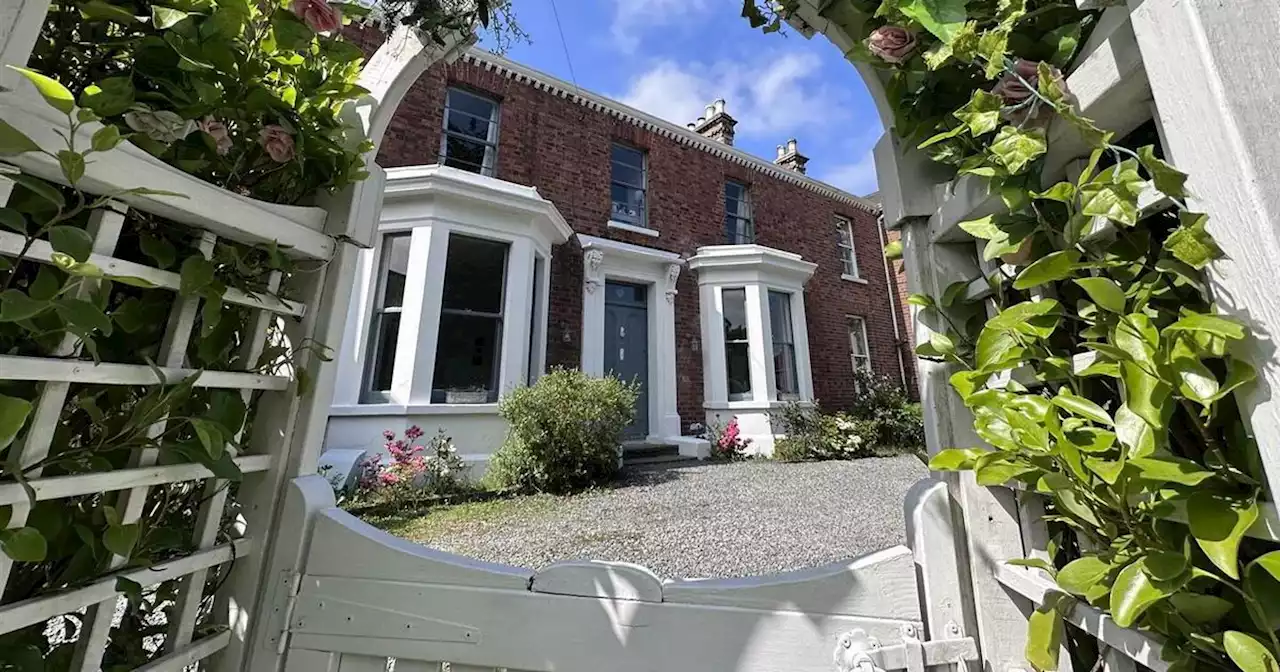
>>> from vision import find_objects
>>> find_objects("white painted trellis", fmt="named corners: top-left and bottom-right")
top-left (3, 0), bottom-right (1279, 671)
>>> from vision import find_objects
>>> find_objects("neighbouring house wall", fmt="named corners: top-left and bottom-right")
top-left (884, 227), bottom-right (920, 400)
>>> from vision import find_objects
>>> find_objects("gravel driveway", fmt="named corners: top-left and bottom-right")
top-left (378, 455), bottom-right (929, 579)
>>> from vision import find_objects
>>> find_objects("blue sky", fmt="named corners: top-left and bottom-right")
top-left (476, 0), bottom-right (884, 197)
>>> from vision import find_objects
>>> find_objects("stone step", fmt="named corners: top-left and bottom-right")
top-left (621, 442), bottom-right (680, 459)
top-left (625, 453), bottom-right (700, 467)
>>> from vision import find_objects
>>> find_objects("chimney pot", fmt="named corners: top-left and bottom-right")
top-left (774, 138), bottom-right (810, 174)
top-left (776, 145), bottom-right (786, 159)
top-left (714, 98), bottom-right (726, 114)
top-left (787, 138), bottom-right (798, 154)
top-left (692, 99), bottom-right (738, 146)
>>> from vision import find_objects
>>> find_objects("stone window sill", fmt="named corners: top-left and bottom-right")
top-left (841, 273), bottom-right (868, 284)
top-left (330, 403), bottom-right (500, 416)
top-left (607, 220), bottom-right (660, 237)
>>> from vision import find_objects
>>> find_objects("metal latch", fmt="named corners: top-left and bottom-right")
top-left (835, 625), bottom-right (978, 672)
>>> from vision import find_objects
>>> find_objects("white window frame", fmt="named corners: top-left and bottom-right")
top-left (440, 87), bottom-right (500, 177)
top-left (724, 180), bottom-right (754, 244)
top-left (768, 289), bottom-right (800, 400)
top-left (610, 144), bottom-right (648, 228)
top-left (362, 233), bottom-right (410, 402)
top-left (721, 286), bottom-right (753, 401)
top-left (837, 215), bottom-right (860, 280)
top-left (432, 233), bottom-right (510, 404)
top-left (848, 315), bottom-right (872, 374)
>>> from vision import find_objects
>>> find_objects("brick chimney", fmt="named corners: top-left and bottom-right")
top-left (688, 99), bottom-right (737, 146)
top-left (774, 138), bottom-right (809, 174)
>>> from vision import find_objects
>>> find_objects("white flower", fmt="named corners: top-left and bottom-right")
top-left (124, 106), bottom-right (196, 144)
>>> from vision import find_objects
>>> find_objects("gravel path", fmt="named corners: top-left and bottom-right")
top-left (385, 456), bottom-right (929, 579)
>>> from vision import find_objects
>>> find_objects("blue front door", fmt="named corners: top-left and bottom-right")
top-left (604, 282), bottom-right (649, 439)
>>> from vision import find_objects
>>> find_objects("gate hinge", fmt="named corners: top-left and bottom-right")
top-left (834, 626), bottom-right (978, 672)
top-left (274, 570), bottom-right (304, 655)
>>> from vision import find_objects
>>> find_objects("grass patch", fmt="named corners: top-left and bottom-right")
top-left (362, 493), bottom-right (563, 543)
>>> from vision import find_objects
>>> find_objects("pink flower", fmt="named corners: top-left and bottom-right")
top-left (405, 425), bottom-right (423, 440)
top-left (197, 117), bottom-right (232, 156)
top-left (867, 26), bottom-right (917, 64)
top-left (991, 59), bottom-right (1042, 104)
top-left (382, 430), bottom-right (395, 441)
top-left (291, 0), bottom-right (342, 33)
top-left (258, 125), bottom-right (294, 163)
top-left (991, 60), bottom-right (1073, 127)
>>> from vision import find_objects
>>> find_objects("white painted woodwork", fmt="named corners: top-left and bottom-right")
top-left (664, 546), bottom-right (920, 620)
top-left (578, 234), bottom-right (684, 442)
top-left (905, 478), bottom-right (975, 644)
top-left (339, 654), bottom-right (392, 672)
top-left (0, 355), bottom-right (290, 389)
top-left (0, 229), bottom-right (306, 316)
top-left (0, 94), bottom-right (333, 259)
top-left (284, 650), bottom-right (339, 672)
top-left (132, 632), bottom-right (233, 672)
top-left (532, 560), bottom-right (664, 602)
top-left (1128, 0), bottom-right (1280, 503)
top-left (997, 566), bottom-right (1167, 672)
top-left (0, 454), bottom-right (271, 506)
top-left (0, 0), bottom-right (50, 92)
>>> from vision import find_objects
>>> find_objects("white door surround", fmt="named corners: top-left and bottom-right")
top-left (579, 235), bottom-right (683, 444)
top-left (687, 244), bottom-right (818, 455)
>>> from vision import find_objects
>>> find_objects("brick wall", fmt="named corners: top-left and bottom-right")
top-left (355, 32), bottom-right (915, 421)
top-left (884, 227), bottom-right (919, 400)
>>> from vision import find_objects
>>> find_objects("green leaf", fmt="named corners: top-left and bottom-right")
top-left (0, 207), bottom-right (26, 234)
top-left (1128, 456), bottom-right (1214, 486)
top-left (1145, 551), bottom-right (1188, 581)
top-left (1167, 312), bottom-right (1246, 340)
top-left (90, 124), bottom-right (126, 152)
top-left (884, 239), bottom-right (903, 260)
top-left (1057, 556), bottom-right (1110, 596)
top-left (56, 150), bottom-right (85, 185)
top-left (1246, 552), bottom-right (1280, 629)
top-left (1036, 182), bottom-right (1076, 204)
top-left (0, 119), bottom-right (41, 156)
top-left (958, 214), bottom-right (1000, 240)
top-left (1014, 250), bottom-right (1079, 290)
top-left (1137, 145), bottom-right (1188, 199)
top-left (1212, 358), bottom-right (1257, 401)
top-left (1054, 488), bottom-right (1101, 527)
top-left (1165, 212), bottom-right (1222, 270)
top-left (179, 256), bottom-right (215, 296)
top-left (54, 298), bottom-right (113, 336)
top-left (0, 394), bottom-right (33, 451)
top-left (1084, 457), bottom-right (1124, 484)
top-left (48, 225), bottom-right (93, 262)
top-left (907, 293), bottom-right (935, 308)
top-left (6, 66), bottom-right (75, 114)
top-left (1043, 21), bottom-right (1082, 67)
top-left (191, 418), bottom-right (225, 460)
top-left (0, 290), bottom-right (50, 322)
top-left (1188, 492), bottom-right (1257, 579)
top-left (1168, 593), bottom-right (1235, 624)
top-left (6, 173), bottom-right (66, 208)
top-left (976, 458), bottom-right (1034, 486)
top-left (0, 527), bottom-right (47, 562)
top-left (1026, 597), bottom-right (1063, 672)
top-left (954, 90), bottom-right (1004, 136)
top-left (1080, 160), bottom-right (1145, 226)
top-left (1224, 631), bottom-right (1280, 672)
top-left (990, 299), bottom-right (1061, 336)
top-left (1114, 405), bottom-right (1155, 458)
top-left (103, 522), bottom-right (140, 559)
top-left (896, 0), bottom-right (969, 43)
top-left (990, 126), bottom-right (1047, 174)
top-left (1007, 557), bottom-right (1056, 575)
top-left (80, 0), bottom-right (141, 23)
top-left (975, 327), bottom-right (1024, 373)
top-left (1110, 559), bottom-right (1170, 627)
top-left (271, 9), bottom-right (316, 51)
top-left (139, 234), bottom-right (178, 269)
top-left (930, 447), bottom-right (989, 470)
top-left (918, 124), bottom-right (966, 149)
top-left (1114, 313), bottom-right (1159, 365)
top-left (1074, 278), bottom-right (1125, 313)
top-left (1174, 355), bottom-right (1219, 406)
top-left (1051, 390), bottom-right (1113, 426)
top-left (151, 5), bottom-right (190, 28)
top-left (80, 77), bottom-right (135, 117)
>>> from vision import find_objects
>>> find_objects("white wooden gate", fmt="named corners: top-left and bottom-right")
top-left (248, 476), bottom-right (976, 672)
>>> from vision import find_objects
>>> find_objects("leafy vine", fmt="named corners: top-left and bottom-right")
top-left (748, 1), bottom-right (1277, 671)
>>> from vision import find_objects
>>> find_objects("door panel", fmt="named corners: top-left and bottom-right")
top-left (604, 282), bottom-right (648, 439)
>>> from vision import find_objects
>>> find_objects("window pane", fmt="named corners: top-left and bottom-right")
top-left (446, 88), bottom-right (496, 121)
top-left (446, 113), bottom-right (493, 142)
top-left (768, 291), bottom-right (794, 344)
top-left (725, 181), bottom-right (745, 201)
top-left (370, 312), bottom-right (400, 393)
top-left (843, 256), bottom-right (858, 276)
top-left (722, 288), bottom-right (748, 341)
top-left (774, 343), bottom-right (798, 395)
top-left (441, 235), bottom-right (508, 314)
top-left (837, 222), bottom-right (853, 246)
top-left (381, 235), bottom-right (410, 308)
top-left (611, 163), bottom-right (643, 188)
top-left (849, 318), bottom-right (868, 357)
top-left (726, 216), bottom-right (753, 244)
top-left (727, 343), bottom-right (752, 396)
top-left (611, 184), bottom-right (645, 223)
top-left (432, 313), bottom-right (502, 403)
top-left (442, 136), bottom-right (489, 174)
top-left (612, 144), bottom-right (644, 168)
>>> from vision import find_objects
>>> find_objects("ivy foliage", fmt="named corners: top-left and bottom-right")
top-left (746, 1), bottom-right (1275, 671)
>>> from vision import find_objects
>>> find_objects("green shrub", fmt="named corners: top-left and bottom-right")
top-left (487, 369), bottom-right (639, 494)
top-left (772, 372), bottom-right (925, 461)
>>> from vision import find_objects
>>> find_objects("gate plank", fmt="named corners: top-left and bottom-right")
top-left (338, 654), bottom-right (390, 672)
top-left (532, 560), bottom-right (662, 602)
top-left (285, 650), bottom-right (339, 672)
top-left (392, 660), bottom-right (438, 672)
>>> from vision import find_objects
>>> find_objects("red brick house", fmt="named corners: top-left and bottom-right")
top-left (325, 44), bottom-right (914, 463)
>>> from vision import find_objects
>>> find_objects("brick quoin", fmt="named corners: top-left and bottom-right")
top-left (352, 30), bottom-right (916, 423)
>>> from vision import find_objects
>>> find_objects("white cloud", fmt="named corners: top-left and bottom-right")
top-left (616, 52), bottom-right (846, 139)
top-left (610, 0), bottom-right (709, 54)
top-left (819, 151), bottom-right (880, 197)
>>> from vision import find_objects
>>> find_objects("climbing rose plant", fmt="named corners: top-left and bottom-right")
top-left (745, 2), bottom-right (1279, 672)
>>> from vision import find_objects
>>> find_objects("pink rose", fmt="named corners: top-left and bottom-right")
top-left (197, 117), bottom-right (232, 156)
top-left (258, 125), bottom-right (295, 163)
top-left (867, 26), bottom-right (917, 64)
top-left (991, 59), bottom-right (1042, 104)
top-left (291, 0), bottom-right (342, 33)
top-left (991, 60), bottom-right (1073, 127)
